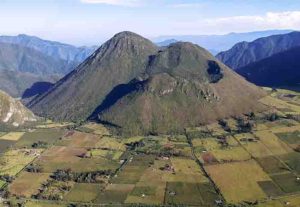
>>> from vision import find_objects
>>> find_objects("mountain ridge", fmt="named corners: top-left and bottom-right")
top-left (236, 46), bottom-right (300, 86)
top-left (0, 34), bottom-right (97, 64)
top-left (216, 31), bottom-right (300, 70)
top-left (28, 31), bottom-right (266, 135)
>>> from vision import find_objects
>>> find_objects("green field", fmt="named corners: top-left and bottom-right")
top-left (15, 128), bottom-right (64, 148)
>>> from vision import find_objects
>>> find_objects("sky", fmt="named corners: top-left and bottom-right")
top-left (1, 0), bottom-right (300, 46)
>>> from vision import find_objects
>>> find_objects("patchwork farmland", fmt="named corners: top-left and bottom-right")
top-left (0, 88), bottom-right (300, 206)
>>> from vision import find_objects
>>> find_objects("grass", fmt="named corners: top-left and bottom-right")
top-left (257, 180), bottom-right (284, 197)
top-left (130, 186), bottom-right (156, 196)
top-left (57, 131), bottom-right (101, 148)
top-left (95, 136), bottom-right (126, 151)
top-left (81, 123), bottom-right (110, 135)
top-left (0, 132), bottom-right (25, 141)
top-left (15, 128), bottom-right (64, 148)
top-left (25, 201), bottom-right (66, 207)
top-left (95, 184), bottom-right (134, 204)
top-left (259, 96), bottom-right (300, 115)
top-left (8, 172), bottom-right (50, 197)
top-left (255, 131), bottom-right (293, 155)
top-left (0, 149), bottom-right (42, 176)
top-left (0, 180), bottom-right (5, 188)
top-left (165, 182), bottom-right (219, 206)
top-left (112, 165), bottom-right (147, 184)
top-left (90, 149), bottom-right (123, 160)
top-left (276, 130), bottom-right (300, 144)
top-left (122, 136), bottom-right (144, 144)
top-left (271, 173), bottom-right (300, 193)
top-left (0, 139), bottom-right (15, 153)
top-left (205, 160), bottom-right (271, 203)
top-left (280, 152), bottom-right (300, 173)
top-left (256, 156), bottom-right (290, 174)
top-left (193, 136), bottom-right (251, 162)
top-left (64, 183), bottom-right (103, 202)
top-left (35, 122), bottom-right (72, 129)
top-left (212, 147), bottom-right (251, 162)
top-left (35, 146), bottom-right (119, 173)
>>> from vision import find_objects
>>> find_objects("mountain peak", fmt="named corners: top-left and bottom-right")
top-left (113, 31), bottom-right (142, 39)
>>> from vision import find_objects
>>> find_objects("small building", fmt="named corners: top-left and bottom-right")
top-left (169, 191), bottom-right (176, 196)
top-left (215, 200), bottom-right (223, 206)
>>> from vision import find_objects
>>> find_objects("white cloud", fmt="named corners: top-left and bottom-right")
top-left (80, 0), bottom-right (141, 7)
top-left (172, 11), bottom-right (300, 34)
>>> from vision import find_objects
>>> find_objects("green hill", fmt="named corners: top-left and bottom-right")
top-left (29, 32), bottom-right (266, 135)
top-left (98, 42), bottom-right (266, 135)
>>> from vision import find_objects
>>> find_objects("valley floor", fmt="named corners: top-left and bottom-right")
top-left (1, 88), bottom-right (300, 207)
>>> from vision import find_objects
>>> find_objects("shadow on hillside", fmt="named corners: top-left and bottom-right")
top-left (88, 79), bottom-right (147, 121)
top-left (22, 81), bottom-right (54, 99)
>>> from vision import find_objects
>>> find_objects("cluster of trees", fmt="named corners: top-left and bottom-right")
top-left (266, 113), bottom-right (280, 122)
top-left (0, 188), bottom-right (10, 199)
top-left (125, 141), bottom-right (145, 150)
top-left (0, 174), bottom-right (14, 183)
top-left (33, 179), bottom-right (70, 201)
top-left (218, 120), bottom-right (231, 132)
top-left (26, 164), bottom-right (43, 173)
top-left (31, 141), bottom-right (48, 148)
top-left (237, 118), bottom-right (254, 133)
top-left (51, 169), bottom-right (112, 183)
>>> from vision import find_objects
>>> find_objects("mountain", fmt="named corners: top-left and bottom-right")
top-left (97, 42), bottom-right (266, 135)
top-left (216, 32), bottom-right (300, 70)
top-left (236, 46), bottom-right (300, 87)
top-left (153, 30), bottom-right (293, 53)
top-left (0, 34), bottom-right (97, 98)
top-left (0, 42), bottom-right (71, 97)
top-left (28, 31), bottom-right (158, 121)
top-left (29, 31), bottom-right (265, 135)
top-left (0, 34), bottom-right (97, 64)
top-left (0, 90), bottom-right (36, 127)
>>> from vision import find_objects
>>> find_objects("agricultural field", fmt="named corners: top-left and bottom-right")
top-left (8, 172), bottom-right (50, 197)
top-left (1, 88), bottom-right (300, 207)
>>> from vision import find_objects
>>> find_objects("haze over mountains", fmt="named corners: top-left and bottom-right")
top-left (217, 32), bottom-right (300, 87)
top-left (28, 31), bottom-right (265, 135)
top-left (154, 30), bottom-right (293, 54)
top-left (0, 30), bottom-right (294, 98)
top-left (0, 34), bottom-right (97, 64)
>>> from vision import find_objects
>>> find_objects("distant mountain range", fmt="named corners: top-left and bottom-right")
top-left (0, 35), bottom-right (97, 98)
top-left (216, 32), bottom-right (300, 87)
top-left (216, 32), bottom-right (300, 70)
top-left (154, 30), bottom-right (293, 54)
top-left (0, 34), bottom-right (97, 64)
top-left (28, 31), bottom-right (265, 135)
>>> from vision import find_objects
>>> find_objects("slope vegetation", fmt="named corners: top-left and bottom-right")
top-left (29, 31), bottom-right (158, 121)
top-left (98, 42), bottom-right (266, 135)
top-left (29, 32), bottom-right (266, 135)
